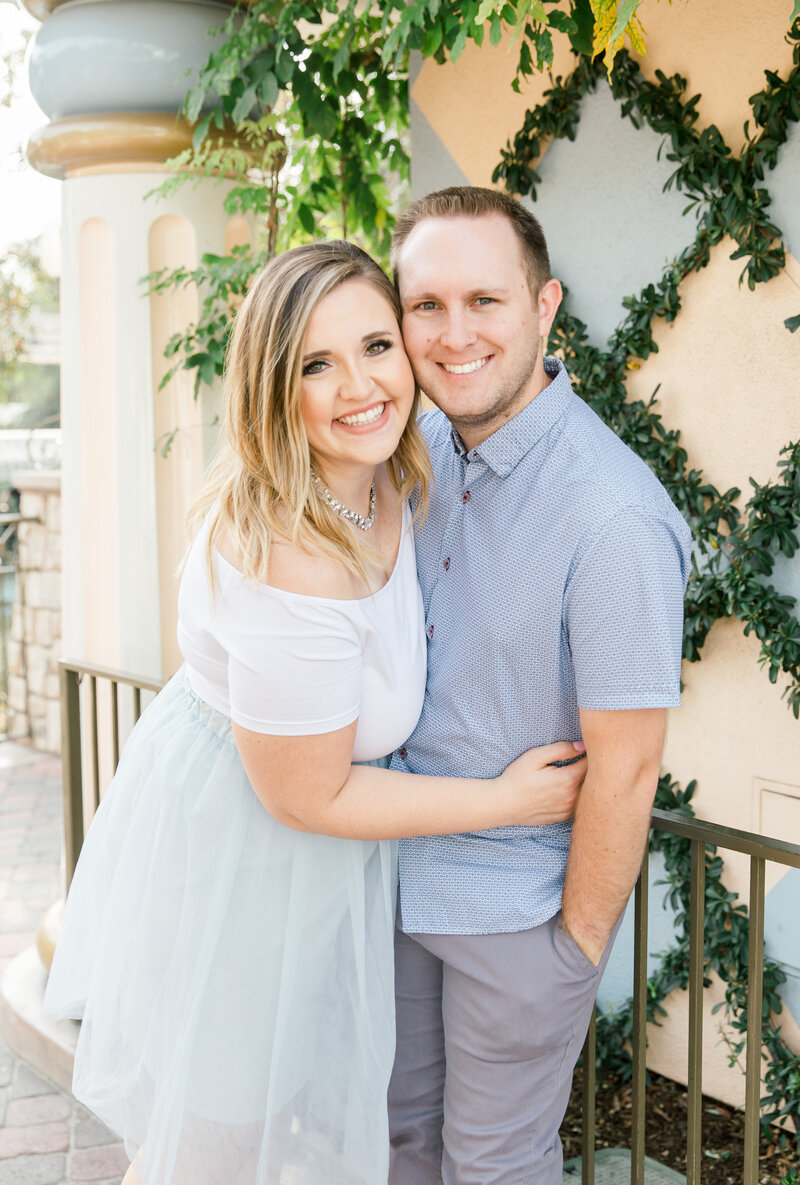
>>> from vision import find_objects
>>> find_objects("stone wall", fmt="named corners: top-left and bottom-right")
top-left (7, 471), bottom-right (62, 753)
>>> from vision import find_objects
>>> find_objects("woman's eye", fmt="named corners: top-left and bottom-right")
top-left (302, 359), bottom-right (327, 376)
top-left (365, 338), bottom-right (392, 356)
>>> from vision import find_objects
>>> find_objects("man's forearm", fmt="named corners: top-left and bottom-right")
top-left (560, 768), bottom-right (658, 965)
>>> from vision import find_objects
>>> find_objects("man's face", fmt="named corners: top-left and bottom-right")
top-left (396, 213), bottom-right (560, 449)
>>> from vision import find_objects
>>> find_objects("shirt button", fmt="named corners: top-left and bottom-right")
top-left (427, 624), bottom-right (434, 638)
top-left (397, 746), bottom-right (407, 759)
top-left (443, 557), bottom-right (450, 571)
top-left (462, 491), bottom-right (471, 503)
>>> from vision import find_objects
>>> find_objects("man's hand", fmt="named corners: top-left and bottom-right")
top-left (560, 707), bottom-right (667, 967)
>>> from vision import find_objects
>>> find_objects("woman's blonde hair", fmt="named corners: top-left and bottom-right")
top-left (191, 240), bottom-right (430, 586)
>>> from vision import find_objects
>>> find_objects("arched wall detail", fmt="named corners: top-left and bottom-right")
top-left (78, 217), bottom-right (120, 671)
top-left (149, 213), bottom-right (203, 677)
top-left (224, 216), bottom-right (251, 254)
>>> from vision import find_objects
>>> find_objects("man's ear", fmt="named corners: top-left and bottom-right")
top-left (537, 278), bottom-right (563, 341)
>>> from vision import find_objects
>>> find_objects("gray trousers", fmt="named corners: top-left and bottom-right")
top-left (387, 911), bottom-right (618, 1185)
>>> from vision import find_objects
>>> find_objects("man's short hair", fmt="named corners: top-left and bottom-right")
top-left (390, 186), bottom-right (551, 296)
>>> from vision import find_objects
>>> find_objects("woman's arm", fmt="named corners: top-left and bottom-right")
top-left (233, 721), bottom-right (585, 840)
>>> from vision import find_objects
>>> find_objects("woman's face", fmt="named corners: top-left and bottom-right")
top-left (299, 278), bottom-right (416, 482)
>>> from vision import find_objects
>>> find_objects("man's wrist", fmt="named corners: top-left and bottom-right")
top-left (560, 909), bottom-right (607, 968)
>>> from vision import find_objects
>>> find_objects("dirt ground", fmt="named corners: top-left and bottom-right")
top-left (560, 1068), bottom-right (799, 1184)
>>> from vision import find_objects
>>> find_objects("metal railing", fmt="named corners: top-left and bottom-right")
top-left (58, 657), bottom-right (800, 1182)
top-left (59, 658), bottom-right (161, 886)
top-left (580, 810), bottom-right (800, 1185)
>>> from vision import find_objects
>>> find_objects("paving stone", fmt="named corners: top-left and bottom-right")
top-left (73, 1113), bottom-right (118, 1151)
top-left (0, 1119), bottom-right (70, 1157)
top-left (0, 1153), bottom-right (66, 1184)
top-left (7, 882), bottom-right (57, 901)
top-left (11, 864), bottom-right (59, 884)
top-left (0, 906), bottom-right (46, 931)
top-left (10, 1065), bottom-right (59, 1103)
top-left (68, 1144), bottom-right (129, 1181)
top-left (0, 932), bottom-right (35, 958)
top-left (6, 1094), bottom-right (72, 1128)
top-left (0, 1088), bottom-right (6, 1126)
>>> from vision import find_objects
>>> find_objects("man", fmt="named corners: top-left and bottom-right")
top-left (387, 187), bottom-right (692, 1185)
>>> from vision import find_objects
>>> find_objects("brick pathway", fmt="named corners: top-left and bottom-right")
top-left (0, 742), bottom-right (127, 1185)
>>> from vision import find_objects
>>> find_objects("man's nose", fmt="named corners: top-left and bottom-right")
top-left (440, 312), bottom-right (477, 351)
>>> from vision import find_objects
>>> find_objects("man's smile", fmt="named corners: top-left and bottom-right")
top-left (439, 357), bottom-right (492, 375)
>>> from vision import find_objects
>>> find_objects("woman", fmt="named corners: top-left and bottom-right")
top-left (45, 241), bottom-right (585, 1185)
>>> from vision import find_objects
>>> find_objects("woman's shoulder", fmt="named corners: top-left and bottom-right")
top-left (214, 522), bottom-right (366, 603)
top-left (212, 465), bottom-right (407, 603)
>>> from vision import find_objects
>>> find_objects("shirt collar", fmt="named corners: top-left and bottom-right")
top-left (448, 356), bottom-right (573, 477)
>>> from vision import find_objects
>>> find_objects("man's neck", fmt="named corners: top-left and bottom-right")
top-left (454, 357), bottom-right (556, 452)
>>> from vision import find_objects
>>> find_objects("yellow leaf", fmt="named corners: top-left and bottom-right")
top-left (627, 12), bottom-right (647, 56)
top-left (590, 0), bottom-right (648, 76)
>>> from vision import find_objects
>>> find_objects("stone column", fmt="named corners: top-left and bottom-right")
top-left (7, 471), bottom-right (62, 753)
top-left (24, 0), bottom-right (251, 682)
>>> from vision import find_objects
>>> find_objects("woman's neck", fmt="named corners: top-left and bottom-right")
top-left (314, 462), bottom-right (378, 519)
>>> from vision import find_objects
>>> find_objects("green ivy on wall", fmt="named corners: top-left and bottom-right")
top-left (495, 34), bottom-right (800, 1150)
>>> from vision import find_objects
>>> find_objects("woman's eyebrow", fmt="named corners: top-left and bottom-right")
top-left (302, 331), bottom-right (395, 363)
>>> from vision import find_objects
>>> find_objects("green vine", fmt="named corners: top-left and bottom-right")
top-left (496, 27), bottom-right (800, 1149)
top-left (496, 33), bottom-right (800, 716)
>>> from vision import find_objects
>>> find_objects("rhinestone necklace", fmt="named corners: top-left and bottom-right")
top-left (311, 473), bottom-right (377, 531)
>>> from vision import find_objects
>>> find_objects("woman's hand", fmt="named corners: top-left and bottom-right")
top-left (497, 741), bottom-right (586, 826)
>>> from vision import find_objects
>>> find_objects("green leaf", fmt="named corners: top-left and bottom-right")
top-left (232, 85), bottom-right (257, 123)
top-left (185, 86), bottom-right (205, 125)
top-left (450, 23), bottom-right (470, 61)
top-left (785, 313), bottom-right (800, 333)
top-left (293, 69), bottom-right (339, 140)
top-left (569, 0), bottom-right (595, 55)
top-left (608, 0), bottom-right (641, 46)
top-left (298, 204), bottom-right (316, 234)
top-left (476, 0), bottom-right (503, 22)
top-left (192, 113), bottom-right (211, 152)
top-left (258, 71), bottom-right (279, 108)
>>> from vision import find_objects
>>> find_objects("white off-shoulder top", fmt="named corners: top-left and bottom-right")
top-left (177, 508), bottom-right (427, 763)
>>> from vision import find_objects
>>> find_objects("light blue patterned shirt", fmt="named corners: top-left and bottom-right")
top-left (392, 358), bottom-right (692, 935)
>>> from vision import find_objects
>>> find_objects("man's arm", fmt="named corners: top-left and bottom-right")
top-left (560, 706), bottom-right (666, 966)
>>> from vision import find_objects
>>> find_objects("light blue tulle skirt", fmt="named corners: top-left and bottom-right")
top-left (44, 669), bottom-right (397, 1185)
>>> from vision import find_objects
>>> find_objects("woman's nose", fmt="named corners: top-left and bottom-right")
top-left (340, 361), bottom-right (376, 400)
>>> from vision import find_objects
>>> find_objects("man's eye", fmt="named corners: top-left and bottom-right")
top-left (475, 297), bottom-right (495, 306)
top-left (302, 359), bottom-right (327, 376)
top-left (416, 301), bottom-right (437, 312)
top-left (365, 338), bottom-right (392, 356)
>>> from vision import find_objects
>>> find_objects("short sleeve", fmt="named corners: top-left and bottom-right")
top-left (214, 571), bottom-right (363, 736)
top-left (563, 508), bottom-right (690, 710)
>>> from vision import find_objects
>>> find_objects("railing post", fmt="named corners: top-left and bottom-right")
top-left (630, 843), bottom-right (649, 1185)
top-left (743, 856), bottom-right (766, 1185)
top-left (59, 663), bottom-right (84, 891)
top-left (581, 1006), bottom-right (596, 1185)
top-left (686, 839), bottom-right (706, 1185)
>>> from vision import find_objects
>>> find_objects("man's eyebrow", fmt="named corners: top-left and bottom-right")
top-left (402, 287), bottom-right (511, 305)
top-left (302, 330), bottom-right (395, 362)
